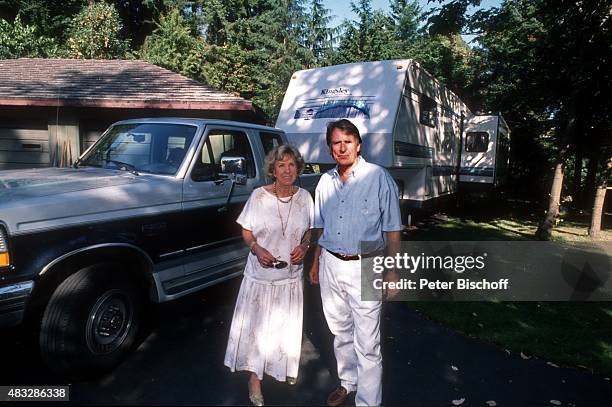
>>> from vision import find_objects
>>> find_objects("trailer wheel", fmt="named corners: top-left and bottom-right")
top-left (40, 264), bottom-right (143, 379)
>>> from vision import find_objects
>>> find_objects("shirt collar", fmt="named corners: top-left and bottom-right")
top-left (332, 156), bottom-right (366, 179)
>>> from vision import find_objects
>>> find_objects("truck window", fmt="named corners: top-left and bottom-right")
top-left (192, 129), bottom-right (256, 181)
top-left (259, 132), bottom-right (284, 155)
top-left (465, 132), bottom-right (489, 152)
top-left (80, 123), bottom-right (196, 175)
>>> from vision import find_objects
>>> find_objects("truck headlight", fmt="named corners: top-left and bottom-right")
top-left (0, 227), bottom-right (10, 268)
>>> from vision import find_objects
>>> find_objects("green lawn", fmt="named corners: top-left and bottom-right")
top-left (407, 301), bottom-right (612, 376)
top-left (401, 199), bottom-right (612, 376)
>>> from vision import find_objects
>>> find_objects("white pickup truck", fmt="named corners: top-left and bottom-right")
top-left (0, 118), bottom-right (319, 378)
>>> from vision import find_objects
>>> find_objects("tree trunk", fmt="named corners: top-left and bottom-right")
top-left (536, 162), bottom-right (565, 240)
top-left (583, 149), bottom-right (600, 210)
top-left (588, 184), bottom-right (607, 238)
top-left (571, 149), bottom-right (583, 209)
top-left (536, 100), bottom-right (577, 240)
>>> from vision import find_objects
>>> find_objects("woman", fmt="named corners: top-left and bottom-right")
top-left (224, 145), bottom-right (313, 406)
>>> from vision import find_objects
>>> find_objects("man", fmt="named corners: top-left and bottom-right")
top-left (309, 119), bottom-right (401, 406)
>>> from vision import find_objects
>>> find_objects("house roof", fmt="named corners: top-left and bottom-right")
top-left (0, 58), bottom-right (255, 112)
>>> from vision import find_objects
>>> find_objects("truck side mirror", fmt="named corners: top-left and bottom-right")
top-left (220, 156), bottom-right (246, 175)
top-left (217, 156), bottom-right (248, 213)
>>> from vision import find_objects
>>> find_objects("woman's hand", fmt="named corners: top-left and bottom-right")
top-left (253, 244), bottom-right (276, 268)
top-left (290, 243), bottom-right (309, 264)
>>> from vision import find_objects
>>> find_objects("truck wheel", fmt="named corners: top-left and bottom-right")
top-left (40, 264), bottom-right (143, 379)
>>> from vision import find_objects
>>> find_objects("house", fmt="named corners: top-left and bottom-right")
top-left (0, 58), bottom-right (265, 170)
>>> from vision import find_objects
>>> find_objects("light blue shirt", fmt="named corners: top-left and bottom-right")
top-left (314, 157), bottom-right (401, 255)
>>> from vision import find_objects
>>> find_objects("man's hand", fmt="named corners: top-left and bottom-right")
top-left (309, 263), bottom-right (319, 285)
top-left (383, 269), bottom-right (400, 301)
top-left (308, 229), bottom-right (322, 285)
top-left (383, 231), bottom-right (401, 300)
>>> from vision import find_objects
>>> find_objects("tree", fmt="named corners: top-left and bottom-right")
top-left (201, 0), bottom-right (228, 45)
top-left (588, 156), bottom-right (611, 238)
top-left (112, 0), bottom-right (166, 50)
top-left (140, 8), bottom-right (204, 78)
top-left (389, 0), bottom-right (420, 44)
top-left (389, 0), bottom-right (473, 100)
top-left (67, 2), bottom-right (130, 59)
top-left (0, 0), bottom-right (87, 43)
top-left (0, 14), bottom-right (58, 58)
top-left (330, 0), bottom-right (397, 64)
top-left (531, 0), bottom-right (611, 240)
top-left (304, 0), bottom-right (337, 66)
top-left (403, 33), bottom-right (473, 99)
top-left (424, 0), bottom-right (481, 36)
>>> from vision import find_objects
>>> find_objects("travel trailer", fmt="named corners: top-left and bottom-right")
top-left (460, 114), bottom-right (510, 189)
top-left (276, 59), bottom-right (510, 221)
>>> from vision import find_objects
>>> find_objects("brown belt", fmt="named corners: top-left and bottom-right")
top-left (326, 249), bottom-right (383, 261)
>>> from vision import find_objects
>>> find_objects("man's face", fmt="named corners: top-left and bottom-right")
top-left (329, 128), bottom-right (361, 168)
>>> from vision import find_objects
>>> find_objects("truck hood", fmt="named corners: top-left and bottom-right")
top-left (0, 167), bottom-right (142, 200)
top-left (0, 167), bottom-right (182, 235)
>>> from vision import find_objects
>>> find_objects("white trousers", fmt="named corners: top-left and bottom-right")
top-left (319, 249), bottom-right (382, 406)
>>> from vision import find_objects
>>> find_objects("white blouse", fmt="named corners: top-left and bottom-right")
top-left (237, 187), bottom-right (314, 282)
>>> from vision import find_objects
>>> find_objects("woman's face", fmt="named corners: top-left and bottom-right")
top-left (274, 154), bottom-right (298, 187)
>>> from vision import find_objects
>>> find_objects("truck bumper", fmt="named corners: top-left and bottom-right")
top-left (0, 281), bottom-right (33, 327)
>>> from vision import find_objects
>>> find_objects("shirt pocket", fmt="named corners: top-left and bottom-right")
top-left (360, 197), bottom-right (377, 215)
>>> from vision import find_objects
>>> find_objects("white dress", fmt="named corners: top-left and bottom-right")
top-left (224, 186), bottom-right (314, 381)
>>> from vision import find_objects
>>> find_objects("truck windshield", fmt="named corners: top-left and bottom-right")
top-left (80, 123), bottom-right (197, 175)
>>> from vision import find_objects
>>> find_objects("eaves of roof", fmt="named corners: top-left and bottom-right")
top-left (0, 97), bottom-right (254, 110)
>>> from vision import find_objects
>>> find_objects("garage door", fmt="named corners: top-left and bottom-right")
top-left (0, 120), bottom-right (50, 170)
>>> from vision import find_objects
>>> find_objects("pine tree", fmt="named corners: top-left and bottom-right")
top-left (389, 0), bottom-right (420, 44)
top-left (304, 0), bottom-right (337, 66)
top-left (140, 8), bottom-right (204, 78)
top-left (330, 0), bottom-right (396, 64)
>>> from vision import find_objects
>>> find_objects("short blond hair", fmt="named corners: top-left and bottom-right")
top-left (264, 144), bottom-right (305, 180)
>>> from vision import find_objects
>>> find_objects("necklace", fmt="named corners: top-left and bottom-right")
top-left (274, 182), bottom-right (295, 237)
top-left (273, 182), bottom-right (294, 203)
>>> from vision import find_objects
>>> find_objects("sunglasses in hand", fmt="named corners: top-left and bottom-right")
top-left (270, 257), bottom-right (288, 269)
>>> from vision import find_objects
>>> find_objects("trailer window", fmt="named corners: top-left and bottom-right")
top-left (465, 132), bottom-right (489, 152)
top-left (419, 95), bottom-right (437, 127)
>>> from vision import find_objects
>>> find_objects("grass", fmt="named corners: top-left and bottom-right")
top-left (401, 197), bottom-right (612, 376)
top-left (405, 198), bottom-right (612, 242)
top-left (407, 301), bottom-right (612, 376)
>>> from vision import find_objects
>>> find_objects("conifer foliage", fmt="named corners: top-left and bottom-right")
top-left (0, 0), bottom-right (609, 238)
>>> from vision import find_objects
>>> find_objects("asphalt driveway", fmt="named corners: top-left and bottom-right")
top-left (1, 276), bottom-right (610, 406)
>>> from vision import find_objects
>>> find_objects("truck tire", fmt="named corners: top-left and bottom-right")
top-left (40, 264), bottom-right (143, 379)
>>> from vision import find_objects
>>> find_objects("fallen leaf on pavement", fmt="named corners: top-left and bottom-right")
top-left (546, 362), bottom-right (559, 368)
top-left (451, 365), bottom-right (459, 371)
top-left (485, 401), bottom-right (497, 406)
top-left (549, 400), bottom-right (561, 406)
top-left (520, 352), bottom-right (531, 359)
top-left (451, 398), bottom-right (465, 406)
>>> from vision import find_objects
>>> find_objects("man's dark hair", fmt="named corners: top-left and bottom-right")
top-left (326, 119), bottom-right (362, 146)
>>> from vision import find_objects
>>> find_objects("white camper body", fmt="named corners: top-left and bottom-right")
top-left (276, 59), bottom-right (509, 217)
top-left (460, 115), bottom-right (510, 187)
